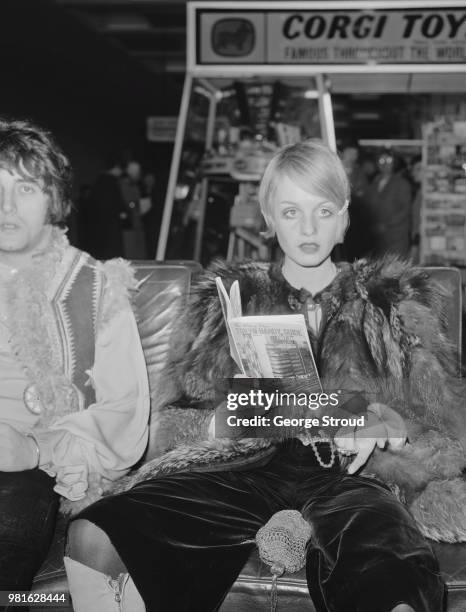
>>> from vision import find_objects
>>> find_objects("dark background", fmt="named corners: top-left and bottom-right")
top-left (3, 0), bottom-right (464, 253)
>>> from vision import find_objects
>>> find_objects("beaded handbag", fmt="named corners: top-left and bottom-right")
top-left (254, 510), bottom-right (313, 612)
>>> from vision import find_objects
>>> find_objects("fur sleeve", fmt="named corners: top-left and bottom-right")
top-left (146, 260), bottom-right (269, 459)
top-left (360, 257), bottom-right (465, 443)
top-left (158, 260), bottom-right (269, 407)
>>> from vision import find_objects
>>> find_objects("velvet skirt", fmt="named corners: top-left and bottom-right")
top-left (76, 440), bottom-right (445, 612)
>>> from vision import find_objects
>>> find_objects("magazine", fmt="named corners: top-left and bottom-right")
top-left (215, 277), bottom-right (322, 390)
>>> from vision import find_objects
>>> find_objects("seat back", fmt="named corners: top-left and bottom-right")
top-left (132, 260), bottom-right (202, 398)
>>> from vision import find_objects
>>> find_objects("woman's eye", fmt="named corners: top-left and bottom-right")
top-left (283, 208), bottom-right (298, 219)
top-left (318, 207), bottom-right (334, 218)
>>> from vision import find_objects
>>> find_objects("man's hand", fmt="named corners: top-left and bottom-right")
top-left (334, 403), bottom-right (407, 475)
top-left (0, 423), bottom-right (39, 471)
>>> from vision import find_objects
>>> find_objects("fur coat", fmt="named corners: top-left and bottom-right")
top-left (110, 257), bottom-right (466, 543)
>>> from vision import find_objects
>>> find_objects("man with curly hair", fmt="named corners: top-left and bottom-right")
top-left (0, 118), bottom-right (149, 595)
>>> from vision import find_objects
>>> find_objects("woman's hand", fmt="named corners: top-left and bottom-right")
top-left (0, 423), bottom-right (39, 471)
top-left (334, 403), bottom-right (407, 474)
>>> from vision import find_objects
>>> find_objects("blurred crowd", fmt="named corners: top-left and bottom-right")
top-left (74, 145), bottom-right (423, 266)
top-left (342, 145), bottom-right (423, 263)
top-left (76, 154), bottom-right (161, 261)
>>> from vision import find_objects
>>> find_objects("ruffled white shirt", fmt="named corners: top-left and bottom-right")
top-left (0, 261), bottom-right (150, 501)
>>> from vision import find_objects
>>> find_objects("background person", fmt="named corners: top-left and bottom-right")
top-left (0, 119), bottom-right (149, 600)
top-left (409, 155), bottom-right (423, 262)
top-left (340, 143), bottom-right (371, 261)
top-left (140, 171), bottom-right (157, 258)
top-left (120, 158), bottom-right (147, 259)
top-left (364, 150), bottom-right (412, 257)
top-left (81, 153), bottom-right (129, 260)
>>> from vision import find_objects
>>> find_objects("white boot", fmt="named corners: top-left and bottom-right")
top-left (64, 556), bottom-right (145, 612)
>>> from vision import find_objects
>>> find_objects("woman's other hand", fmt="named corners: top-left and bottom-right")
top-left (335, 403), bottom-right (407, 474)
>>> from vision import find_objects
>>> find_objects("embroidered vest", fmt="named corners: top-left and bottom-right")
top-left (7, 240), bottom-right (116, 428)
top-left (48, 247), bottom-right (103, 410)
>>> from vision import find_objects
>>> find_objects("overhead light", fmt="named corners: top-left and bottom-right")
top-left (304, 90), bottom-right (319, 99)
top-left (165, 60), bottom-right (186, 74)
top-left (352, 112), bottom-right (381, 120)
top-left (103, 15), bottom-right (152, 32)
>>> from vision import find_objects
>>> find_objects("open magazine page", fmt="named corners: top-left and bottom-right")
top-left (215, 277), bottom-right (243, 371)
top-left (228, 314), bottom-right (322, 391)
top-left (215, 276), bottom-right (321, 390)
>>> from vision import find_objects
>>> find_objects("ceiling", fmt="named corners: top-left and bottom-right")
top-left (56, 0), bottom-right (188, 75)
top-left (55, 1), bottom-right (466, 93)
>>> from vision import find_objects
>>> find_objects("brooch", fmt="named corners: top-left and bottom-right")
top-left (23, 383), bottom-right (43, 415)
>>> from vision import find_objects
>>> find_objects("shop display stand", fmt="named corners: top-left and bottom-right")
top-left (160, 73), bottom-right (334, 262)
top-left (155, 0), bottom-right (336, 262)
top-left (419, 119), bottom-right (466, 268)
top-left (192, 127), bottom-right (273, 261)
top-left (226, 179), bottom-right (269, 261)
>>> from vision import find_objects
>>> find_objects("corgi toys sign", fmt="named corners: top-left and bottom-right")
top-left (193, 3), bottom-right (466, 67)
